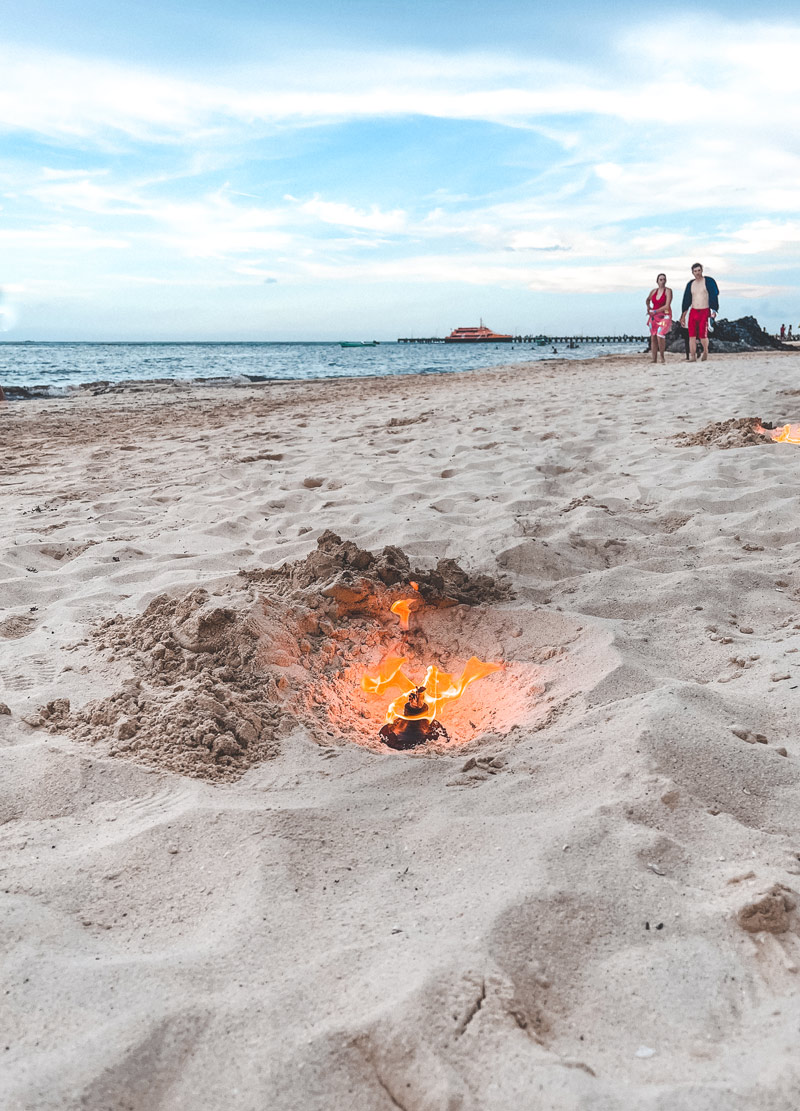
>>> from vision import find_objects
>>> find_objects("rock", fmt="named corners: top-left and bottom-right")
top-left (661, 315), bottom-right (790, 355)
top-left (0, 703), bottom-right (11, 715)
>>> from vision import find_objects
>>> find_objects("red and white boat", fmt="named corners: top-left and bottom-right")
top-left (444, 320), bottom-right (513, 343)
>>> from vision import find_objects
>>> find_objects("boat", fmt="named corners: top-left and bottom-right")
top-left (340, 341), bottom-right (380, 348)
top-left (444, 320), bottom-right (513, 343)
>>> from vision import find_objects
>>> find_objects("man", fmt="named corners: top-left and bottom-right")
top-left (679, 262), bottom-right (720, 362)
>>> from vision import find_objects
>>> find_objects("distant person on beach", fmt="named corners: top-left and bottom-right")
top-left (780, 324), bottom-right (786, 340)
top-left (679, 262), bottom-right (719, 362)
top-left (645, 273), bottom-right (672, 364)
top-left (789, 325), bottom-right (794, 340)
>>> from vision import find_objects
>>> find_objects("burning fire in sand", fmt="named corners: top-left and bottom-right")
top-left (363, 585), bottom-right (501, 750)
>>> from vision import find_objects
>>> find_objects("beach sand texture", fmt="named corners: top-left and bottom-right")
top-left (2, 351), bottom-right (800, 1109)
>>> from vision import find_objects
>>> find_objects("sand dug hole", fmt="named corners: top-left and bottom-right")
top-left (40, 533), bottom-right (596, 779)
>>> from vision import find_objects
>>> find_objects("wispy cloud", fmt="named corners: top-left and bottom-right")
top-left (2, 18), bottom-right (800, 335)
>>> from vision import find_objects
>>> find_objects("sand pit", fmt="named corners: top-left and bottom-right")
top-left (38, 532), bottom-right (600, 775)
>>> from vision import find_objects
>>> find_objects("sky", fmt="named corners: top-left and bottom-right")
top-left (1, 0), bottom-right (799, 340)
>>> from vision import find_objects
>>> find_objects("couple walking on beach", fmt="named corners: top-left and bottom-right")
top-left (646, 262), bottom-right (720, 364)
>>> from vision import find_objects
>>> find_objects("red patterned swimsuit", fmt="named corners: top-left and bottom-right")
top-left (648, 289), bottom-right (671, 337)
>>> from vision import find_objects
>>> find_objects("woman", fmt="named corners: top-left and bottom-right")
top-left (646, 273), bottom-right (673, 364)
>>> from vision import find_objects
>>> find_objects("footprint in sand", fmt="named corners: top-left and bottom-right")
top-left (0, 615), bottom-right (36, 639)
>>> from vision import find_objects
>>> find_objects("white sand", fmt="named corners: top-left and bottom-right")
top-left (1, 351), bottom-right (800, 1109)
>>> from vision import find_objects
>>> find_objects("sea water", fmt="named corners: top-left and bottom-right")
top-left (0, 340), bottom-right (640, 396)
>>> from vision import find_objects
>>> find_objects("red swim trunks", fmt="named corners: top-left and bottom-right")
top-left (687, 307), bottom-right (711, 339)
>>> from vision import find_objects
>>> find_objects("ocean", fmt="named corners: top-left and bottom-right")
top-left (0, 340), bottom-right (641, 398)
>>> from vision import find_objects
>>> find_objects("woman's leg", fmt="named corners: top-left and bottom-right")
top-left (650, 335), bottom-right (658, 362)
top-left (657, 336), bottom-right (666, 362)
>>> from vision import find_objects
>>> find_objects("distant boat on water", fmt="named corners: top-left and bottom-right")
top-left (444, 320), bottom-right (513, 343)
top-left (340, 341), bottom-right (380, 348)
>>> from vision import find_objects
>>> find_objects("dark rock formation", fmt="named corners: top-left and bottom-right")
top-left (659, 315), bottom-right (790, 355)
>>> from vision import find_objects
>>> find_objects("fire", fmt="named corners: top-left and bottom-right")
top-left (366, 581), bottom-right (501, 749)
top-left (390, 582), bottom-right (421, 629)
top-left (756, 422), bottom-right (800, 444)
top-left (362, 654), bottom-right (501, 748)
top-left (390, 599), bottom-right (415, 628)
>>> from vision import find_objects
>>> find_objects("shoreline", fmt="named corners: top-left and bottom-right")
top-left (0, 346), bottom-right (644, 404)
top-left (1, 346), bottom-right (791, 402)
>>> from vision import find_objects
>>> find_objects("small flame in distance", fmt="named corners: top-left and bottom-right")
top-left (756, 422), bottom-right (800, 444)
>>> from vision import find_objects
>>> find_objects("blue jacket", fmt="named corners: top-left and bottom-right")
top-left (682, 276), bottom-right (719, 313)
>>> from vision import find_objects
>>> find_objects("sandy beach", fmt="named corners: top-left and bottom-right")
top-left (2, 349), bottom-right (800, 1110)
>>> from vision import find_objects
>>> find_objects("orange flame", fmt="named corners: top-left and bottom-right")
top-left (756, 422), bottom-right (800, 444)
top-left (390, 583), bottom-right (421, 628)
top-left (362, 655), bottom-right (501, 725)
top-left (390, 599), bottom-right (415, 628)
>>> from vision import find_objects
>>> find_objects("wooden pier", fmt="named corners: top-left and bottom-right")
top-left (397, 335), bottom-right (645, 345)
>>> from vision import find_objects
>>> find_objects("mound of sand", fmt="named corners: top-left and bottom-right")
top-left (242, 528), bottom-right (511, 609)
top-left (671, 416), bottom-right (769, 449)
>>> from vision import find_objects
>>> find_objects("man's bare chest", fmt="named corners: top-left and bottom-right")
top-left (692, 279), bottom-right (709, 306)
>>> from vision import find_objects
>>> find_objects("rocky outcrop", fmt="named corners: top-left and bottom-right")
top-left (661, 315), bottom-right (790, 355)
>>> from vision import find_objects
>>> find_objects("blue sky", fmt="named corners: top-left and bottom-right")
top-left (2, 1), bottom-right (799, 339)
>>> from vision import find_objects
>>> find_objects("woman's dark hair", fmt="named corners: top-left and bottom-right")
top-left (657, 273), bottom-right (667, 282)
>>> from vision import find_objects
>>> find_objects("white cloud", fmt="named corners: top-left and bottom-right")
top-left (0, 225), bottom-right (128, 249)
top-left (291, 197), bottom-right (407, 233)
top-left (1, 22), bottom-right (798, 145)
top-left (3, 19), bottom-right (800, 335)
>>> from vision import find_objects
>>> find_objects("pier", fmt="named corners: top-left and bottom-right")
top-left (397, 335), bottom-right (645, 345)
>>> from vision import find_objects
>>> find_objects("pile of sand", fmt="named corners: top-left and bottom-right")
top-left (243, 528), bottom-right (511, 609)
top-left (671, 416), bottom-right (769, 449)
top-left (37, 587), bottom-right (279, 780)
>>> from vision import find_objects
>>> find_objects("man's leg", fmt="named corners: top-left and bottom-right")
top-left (699, 310), bottom-right (710, 360)
top-left (687, 308), bottom-right (700, 360)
